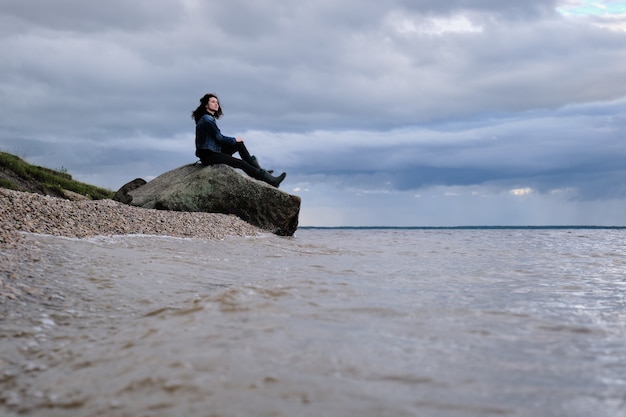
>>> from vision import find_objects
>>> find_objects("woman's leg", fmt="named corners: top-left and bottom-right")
top-left (221, 143), bottom-right (274, 172)
top-left (221, 142), bottom-right (252, 161)
top-left (198, 149), bottom-right (286, 188)
top-left (198, 149), bottom-right (259, 178)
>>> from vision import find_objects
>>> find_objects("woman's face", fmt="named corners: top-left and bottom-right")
top-left (206, 97), bottom-right (220, 114)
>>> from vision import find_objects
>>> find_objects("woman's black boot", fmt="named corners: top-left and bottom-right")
top-left (256, 169), bottom-right (286, 188)
top-left (248, 155), bottom-right (273, 174)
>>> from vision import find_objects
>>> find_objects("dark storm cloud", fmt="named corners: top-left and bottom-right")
top-left (287, 98), bottom-right (626, 200)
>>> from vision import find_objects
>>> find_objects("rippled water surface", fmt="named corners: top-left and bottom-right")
top-left (2, 228), bottom-right (626, 416)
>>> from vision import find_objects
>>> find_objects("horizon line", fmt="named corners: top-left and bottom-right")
top-left (299, 225), bottom-right (626, 230)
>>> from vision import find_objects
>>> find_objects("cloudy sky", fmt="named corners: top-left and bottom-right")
top-left (1, 0), bottom-right (625, 226)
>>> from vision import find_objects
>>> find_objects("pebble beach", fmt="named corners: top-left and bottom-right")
top-left (0, 188), bottom-right (262, 306)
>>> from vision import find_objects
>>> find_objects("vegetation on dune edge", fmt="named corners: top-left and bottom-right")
top-left (0, 151), bottom-right (114, 200)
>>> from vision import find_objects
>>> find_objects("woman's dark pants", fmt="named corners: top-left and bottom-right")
top-left (196, 143), bottom-right (260, 178)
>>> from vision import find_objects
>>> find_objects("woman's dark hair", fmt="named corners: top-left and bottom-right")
top-left (191, 93), bottom-right (223, 122)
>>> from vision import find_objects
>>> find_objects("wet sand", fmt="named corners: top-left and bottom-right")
top-left (0, 188), bottom-right (262, 307)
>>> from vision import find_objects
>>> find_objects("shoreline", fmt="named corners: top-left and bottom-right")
top-left (0, 188), bottom-right (263, 240)
top-left (0, 188), bottom-right (263, 306)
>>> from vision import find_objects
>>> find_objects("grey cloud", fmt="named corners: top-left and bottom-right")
top-left (396, 0), bottom-right (559, 16)
top-left (0, 0), bottom-right (184, 33)
top-left (3, 0), bottom-right (625, 138)
top-left (288, 99), bottom-right (626, 200)
top-left (208, 12), bottom-right (626, 133)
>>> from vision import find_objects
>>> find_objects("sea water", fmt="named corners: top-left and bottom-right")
top-left (1, 228), bottom-right (625, 417)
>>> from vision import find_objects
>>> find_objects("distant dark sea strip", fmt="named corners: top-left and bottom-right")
top-left (299, 226), bottom-right (626, 230)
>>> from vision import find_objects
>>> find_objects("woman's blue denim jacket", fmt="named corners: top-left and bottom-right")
top-left (195, 114), bottom-right (236, 153)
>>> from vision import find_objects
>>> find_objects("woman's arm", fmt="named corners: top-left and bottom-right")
top-left (202, 114), bottom-right (237, 145)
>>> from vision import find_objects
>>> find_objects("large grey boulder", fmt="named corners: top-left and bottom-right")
top-left (116, 164), bottom-right (300, 236)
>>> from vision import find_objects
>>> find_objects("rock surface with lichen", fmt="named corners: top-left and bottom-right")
top-left (117, 164), bottom-right (301, 237)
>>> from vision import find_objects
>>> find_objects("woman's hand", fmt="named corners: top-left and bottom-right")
top-left (236, 137), bottom-right (244, 143)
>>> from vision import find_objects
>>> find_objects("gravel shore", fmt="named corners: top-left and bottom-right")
top-left (0, 188), bottom-right (263, 305)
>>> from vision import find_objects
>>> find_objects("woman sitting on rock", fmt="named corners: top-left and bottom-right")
top-left (192, 93), bottom-right (286, 188)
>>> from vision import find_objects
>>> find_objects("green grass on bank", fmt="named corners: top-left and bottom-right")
top-left (0, 151), bottom-right (114, 200)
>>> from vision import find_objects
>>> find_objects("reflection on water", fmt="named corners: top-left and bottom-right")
top-left (1, 229), bottom-right (626, 416)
